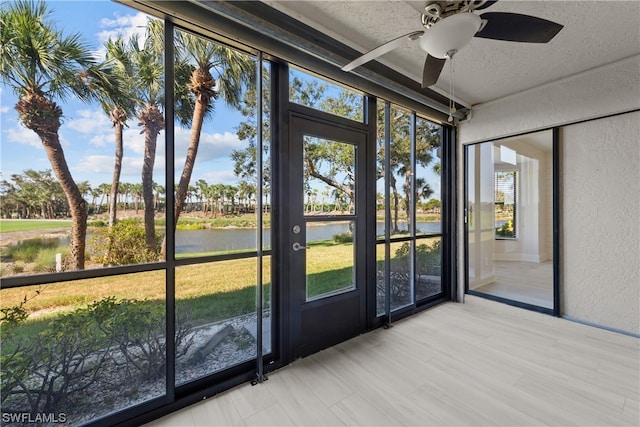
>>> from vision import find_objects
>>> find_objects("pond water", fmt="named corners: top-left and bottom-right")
top-left (19, 222), bottom-right (441, 254)
top-left (175, 221), bottom-right (441, 254)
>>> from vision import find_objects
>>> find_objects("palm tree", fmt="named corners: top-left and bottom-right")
top-left (131, 19), bottom-right (165, 252)
top-left (157, 31), bottom-right (254, 255)
top-left (174, 34), bottom-right (254, 212)
top-left (100, 37), bottom-right (137, 228)
top-left (96, 183), bottom-right (111, 214)
top-left (0, 0), bottom-right (116, 269)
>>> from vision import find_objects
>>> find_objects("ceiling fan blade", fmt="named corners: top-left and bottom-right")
top-left (475, 12), bottom-right (563, 43)
top-left (342, 30), bottom-right (423, 72)
top-left (474, 0), bottom-right (499, 11)
top-left (422, 54), bottom-right (446, 88)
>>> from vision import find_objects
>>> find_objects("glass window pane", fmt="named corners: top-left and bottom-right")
top-left (376, 100), bottom-right (387, 239)
top-left (495, 170), bottom-right (517, 239)
top-left (415, 116), bottom-right (442, 235)
top-left (306, 220), bottom-right (355, 301)
top-left (0, 271), bottom-right (166, 423)
top-left (415, 237), bottom-right (442, 300)
top-left (0, 2), bottom-right (164, 275)
top-left (466, 130), bottom-right (554, 309)
top-left (376, 243), bottom-right (386, 316)
top-left (289, 67), bottom-right (364, 122)
top-left (172, 30), bottom-right (259, 257)
top-left (390, 240), bottom-right (413, 310)
top-left (303, 136), bottom-right (356, 216)
top-left (175, 258), bottom-right (260, 385)
top-left (261, 255), bottom-right (272, 354)
top-left (389, 105), bottom-right (412, 236)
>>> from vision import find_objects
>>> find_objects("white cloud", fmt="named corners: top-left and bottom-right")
top-left (200, 170), bottom-right (238, 185)
top-left (66, 109), bottom-right (112, 135)
top-left (98, 11), bottom-right (152, 46)
top-left (75, 154), bottom-right (148, 180)
top-left (174, 129), bottom-right (245, 163)
top-left (5, 125), bottom-right (41, 148)
top-left (123, 128), bottom-right (166, 157)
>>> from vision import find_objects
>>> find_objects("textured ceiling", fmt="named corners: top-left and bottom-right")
top-left (264, 1), bottom-right (640, 107)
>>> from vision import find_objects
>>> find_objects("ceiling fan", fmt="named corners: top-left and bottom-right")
top-left (341, 0), bottom-right (564, 89)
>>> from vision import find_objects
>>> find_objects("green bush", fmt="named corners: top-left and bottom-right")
top-left (33, 246), bottom-right (70, 272)
top-left (332, 232), bottom-right (353, 243)
top-left (0, 294), bottom-right (194, 418)
top-left (4, 238), bottom-right (59, 263)
top-left (91, 297), bottom-right (194, 380)
top-left (91, 219), bottom-right (160, 266)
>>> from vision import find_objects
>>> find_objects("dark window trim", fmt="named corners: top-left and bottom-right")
top-left (0, 4), bottom-right (459, 425)
top-left (126, 0), bottom-right (459, 123)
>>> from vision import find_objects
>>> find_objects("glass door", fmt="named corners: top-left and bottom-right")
top-left (465, 129), bottom-right (559, 314)
top-left (287, 113), bottom-right (368, 358)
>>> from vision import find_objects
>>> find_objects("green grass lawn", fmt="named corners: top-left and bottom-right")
top-left (0, 241), bottom-right (354, 339)
top-left (0, 219), bottom-right (72, 233)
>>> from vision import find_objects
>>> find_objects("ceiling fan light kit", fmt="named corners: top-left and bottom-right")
top-left (341, 0), bottom-right (563, 122)
top-left (419, 12), bottom-right (482, 59)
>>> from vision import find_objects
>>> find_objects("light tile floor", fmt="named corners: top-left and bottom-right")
top-left (146, 296), bottom-right (639, 426)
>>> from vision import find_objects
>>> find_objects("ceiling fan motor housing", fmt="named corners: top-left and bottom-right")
top-left (419, 12), bottom-right (482, 59)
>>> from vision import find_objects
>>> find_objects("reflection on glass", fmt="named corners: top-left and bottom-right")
top-left (0, 272), bottom-right (166, 423)
top-left (175, 258), bottom-right (266, 384)
top-left (303, 136), bottom-right (356, 216)
top-left (306, 221), bottom-right (355, 301)
top-left (289, 67), bottom-right (364, 122)
top-left (466, 130), bottom-right (554, 309)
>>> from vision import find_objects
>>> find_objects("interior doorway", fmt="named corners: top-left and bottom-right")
top-left (464, 128), bottom-right (559, 314)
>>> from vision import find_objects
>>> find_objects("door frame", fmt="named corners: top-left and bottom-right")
top-left (462, 127), bottom-right (560, 316)
top-left (286, 111), bottom-right (370, 359)
top-left (273, 70), bottom-right (378, 363)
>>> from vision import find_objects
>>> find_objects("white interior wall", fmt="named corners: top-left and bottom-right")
top-left (457, 55), bottom-right (640, 334)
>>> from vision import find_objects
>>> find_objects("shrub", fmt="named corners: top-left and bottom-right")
top-left (496, 219), bottom-right (515, 237)
top-left (0, 295), bottom-right (194, 419)
top-left (333, 232), bottom-right (353, 243)
top-left (4, 238), bottom-right (59, 263)
top-left (91, 219), bottom-right (160, 266)
top-left (33, 246), bottom-right (70, 272)
top-left (0, 297), bottom-right (110, 415)
top-left (91, 297), bottom-right (194, 380)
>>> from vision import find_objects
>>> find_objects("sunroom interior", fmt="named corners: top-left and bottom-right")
top-left (0, 1), bottom-right (637, 426)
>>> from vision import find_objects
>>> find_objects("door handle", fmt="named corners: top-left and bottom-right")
top-left (292, 242), bottom-right (310, 251)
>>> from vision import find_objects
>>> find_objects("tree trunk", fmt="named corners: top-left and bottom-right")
top-left (16, 93), bottom-right (87, 270)
top-left (109, 111), bottom-right (125, 228)
top-left (390, 175), bottom-right (400, 233)
top-left (139, 105), bottom-right (164, 254)
top-left (161, 69), bottom-right (212, 258)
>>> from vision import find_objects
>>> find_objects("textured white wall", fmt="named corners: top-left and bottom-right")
top-left (457, 55), bottom-right (640, 334)
top-left (561, 113), bottom-right (640, 334)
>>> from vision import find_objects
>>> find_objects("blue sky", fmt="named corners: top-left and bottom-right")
top-left (0, 0), bottom-right (247, 190)
top-left (0, 0), bottom-right (440, 202)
